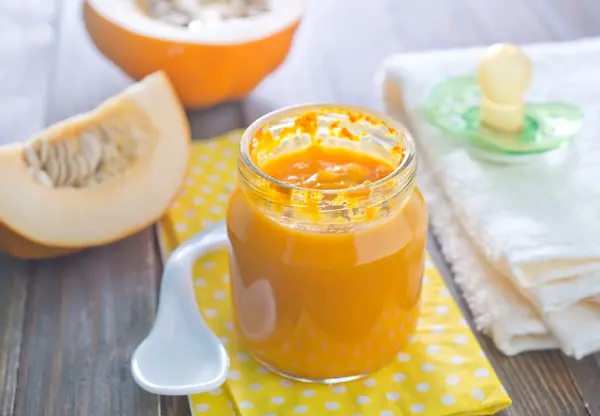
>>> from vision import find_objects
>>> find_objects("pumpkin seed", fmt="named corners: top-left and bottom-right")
top-left (23, 145), bottom-right (41, 170)
top-left (23, 106), bottom-right (156, 189)
top-left (146, 0), bottom-right (271, 27)
top-left (38, 139), bottom-right (50, 165)
top-left (33, 169), bottom-right (54, 187)
top-left (45, 157), bottom-right (60, 185)
top-left (64, 155), bottom-right (81, 186)
top-left (80, 131), bottom-right (103, 172)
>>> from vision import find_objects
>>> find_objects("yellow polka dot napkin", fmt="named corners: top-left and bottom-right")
top-left (157, 129), bottom-right (512, 416)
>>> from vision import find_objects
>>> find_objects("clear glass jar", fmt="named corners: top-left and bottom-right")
top-left (226, 103), bottom-right (428, 383)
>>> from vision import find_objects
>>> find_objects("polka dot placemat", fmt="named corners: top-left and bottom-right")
top-left (157, 129), bottom-right (512, 416)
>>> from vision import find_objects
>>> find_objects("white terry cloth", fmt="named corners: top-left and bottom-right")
top-left (377, 37), bottom-right (600, 359)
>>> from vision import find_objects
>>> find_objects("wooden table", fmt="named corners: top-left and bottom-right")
top-left (2, 0), bottom-right (600, 415)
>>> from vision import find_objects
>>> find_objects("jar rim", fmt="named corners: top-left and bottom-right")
top-left (239, 103), bottom-right (416, 196)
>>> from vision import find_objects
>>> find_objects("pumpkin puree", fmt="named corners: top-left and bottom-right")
top-left (226, 112), bottom-right (428, 380)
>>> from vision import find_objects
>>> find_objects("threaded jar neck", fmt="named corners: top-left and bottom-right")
top-left (237, 103), bottom-right (417, 226)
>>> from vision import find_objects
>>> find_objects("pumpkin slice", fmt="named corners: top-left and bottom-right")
top-left (0, 71), bottom-right (191, 259)
top-left (83, 0), bottom-right (305, 108)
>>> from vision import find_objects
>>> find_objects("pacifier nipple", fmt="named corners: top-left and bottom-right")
top-left (477, 43), bottom-right (532, 134)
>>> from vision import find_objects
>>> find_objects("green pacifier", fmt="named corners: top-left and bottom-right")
top-left (422, 43), bottom-right (583, 163)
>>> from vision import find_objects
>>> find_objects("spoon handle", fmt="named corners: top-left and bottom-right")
top-left (159, 220), bottom-right (230, 320)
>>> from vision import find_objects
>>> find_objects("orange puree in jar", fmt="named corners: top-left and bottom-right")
top-left (261, 145), bottom-right (394, 189)
top-left (226, 105), bottom-right (428, 382)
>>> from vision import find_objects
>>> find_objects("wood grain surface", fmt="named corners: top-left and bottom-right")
top-left (2, 0), bottom-right (600, 415)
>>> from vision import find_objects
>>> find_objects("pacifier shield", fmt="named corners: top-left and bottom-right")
top-left (421, 76), bottom-right (583, 156)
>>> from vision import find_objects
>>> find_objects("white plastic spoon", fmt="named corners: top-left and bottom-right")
top-left (131, 221), bottom-right (230, 396)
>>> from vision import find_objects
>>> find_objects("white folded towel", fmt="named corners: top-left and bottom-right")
top-left (377, 36), bottom-right (600, 359)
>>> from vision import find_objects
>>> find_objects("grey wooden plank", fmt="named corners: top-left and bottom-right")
top-left (13, 230), bottom-right (162, 416)
top-left (0, 256), bottom-right (29, 416)
top-left (188, 102), bottom-right (245, 140)
top-left (564, 355), bottom-right (600, 416)
top-left (160, 396), bottom-right (192, 416)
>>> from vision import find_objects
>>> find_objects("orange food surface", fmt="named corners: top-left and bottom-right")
top-left (261, 145), bottom-right (395, 190)
top-left (226, 145), bottom-right (428, 380)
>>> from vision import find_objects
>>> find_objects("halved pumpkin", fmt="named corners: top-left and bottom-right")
top-left (0, 71), bottom-right (191, 259)
top-left (83, 0), bottom-right (305, 109)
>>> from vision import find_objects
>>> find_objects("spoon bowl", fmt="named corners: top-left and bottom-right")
top-left (131, 222), bottom-right (230, 395)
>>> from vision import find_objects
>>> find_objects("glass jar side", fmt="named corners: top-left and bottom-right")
top-left (225, 104), bottom-right (429, 382)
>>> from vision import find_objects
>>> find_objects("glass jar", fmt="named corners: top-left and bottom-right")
top-left (226, 103), bottom-right (428, 383)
